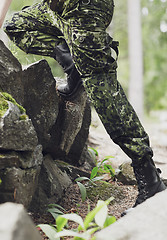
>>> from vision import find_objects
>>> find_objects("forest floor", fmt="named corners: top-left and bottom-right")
top-left (31, 109), bottom-right (167, 239)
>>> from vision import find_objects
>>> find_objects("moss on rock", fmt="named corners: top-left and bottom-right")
top-left (0, 92), bottom-right (27, 119)
top-left (1, 92), bottom-right (26, 114)
top-left (0, 94), bottom-right (9, 118)
top-left (86, 181), bottom-right (124, 203)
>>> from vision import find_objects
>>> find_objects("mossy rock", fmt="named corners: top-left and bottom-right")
top-left (0, 95), bottom-right (8, 118)
top-left (0, 92), bottom-right (26, 118)
top-left (86, 181), bottom-right (124, 203)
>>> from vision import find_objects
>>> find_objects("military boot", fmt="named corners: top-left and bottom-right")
top-left (54, 42), bottom-right (82, 98)
top-left (122, 156), bottom-right (166, 216)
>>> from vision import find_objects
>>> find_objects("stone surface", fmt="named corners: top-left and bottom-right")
top-left (0, 40), bottom-right (24, 105)
top-left (116, 162), bottom-right (136, 185)
top-left (0, 40), bottom-right (93, 211)
top-left (30, 155), bottom-right (72, 212)
top-left (96, 189), bottom-right (167, 240)
top-left (0, 101), bottom-right (38, 151)
top-left (67, 97), bottom-right (92, 166)
top-left (0, 203), bottom-right (41, 240)
top-left (0, 145), bottom-right (43, 170)
top-left (0, 166), bottom-right (41, 208)
top-left (59, 87), bottom-right (88, 155)
top-left (23, 60), bottom-right (59, 152)
top-left (56, 159), bottom-right (90, 180)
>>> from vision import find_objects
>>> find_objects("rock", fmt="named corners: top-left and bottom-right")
top-left (95, 189), bottom-right (167, 240)
top-left (0, 203), bottom-right (41, 240)
top-left (0, 40), bottom-right (24, 105)
top-left (22, 60), bottom-right (59, 151)
top-left (0, 101), bottom-right (38, 151)
top-left (0, 40), bottom-right (93, 211)
top-left (56, 159), bottom-right (90, 180)
top-left (59, 87), bottom-right (88, 155)
top-left (116, 162), bottom-right (136, 185)
top-left (0, 166), bottom-right (41, 208)
top-left (0, 145), bottom-right (43, 170)
top-left (0, 92), bottom-right (43, 209)
top-left (67, 97), bottom-right (92, 166)
top-left (30, 155), bottom-right (72, 212)
top-left (23, 61), bottom-right (92, 163)
top-left (86, 181), bottom-right (124, 203)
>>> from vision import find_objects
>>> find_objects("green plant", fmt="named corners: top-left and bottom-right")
top-left (38, 197), bottom-right (116, 240)
top-left (47, 204), bottom-right (66, 220)
top-left (76, 148), bottom-right (116, 202)
top-left (88, 147), bottom-right (115, 179)
top-left (91, 156), bottom-right (116, 180)
top-left (75, 175), bottom-right (104, 202)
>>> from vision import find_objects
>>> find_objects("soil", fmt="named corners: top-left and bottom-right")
top-left (31, 180), bottom-right (138, 240)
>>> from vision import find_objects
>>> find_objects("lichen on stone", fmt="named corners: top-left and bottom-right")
top-left (86, 181), bottom-right (124, 203)
top-left (0, 93), bottom-right (9, 118)
top-left (0, 92), bottom-right (27, 119)
top-left (0, 92), bottom-right (26, 114)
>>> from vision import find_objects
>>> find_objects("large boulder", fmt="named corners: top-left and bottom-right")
top-left (0, 203), bottom-right (41, 240)
top-left (0, 92), bottom-right (43, 208)
top-left (22, 60), bottom-right (59, 152)
top-left (22, 59), bottom-right (92, 165)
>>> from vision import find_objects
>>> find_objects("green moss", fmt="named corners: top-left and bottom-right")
top-left (0, 95), bottom-right (9, 118)
top-left (19, 114), bottom-right (28, 121)
top-left (86, 181), bottom-right (124, 203)
top-left (0, 92), bottom-right (26, 118)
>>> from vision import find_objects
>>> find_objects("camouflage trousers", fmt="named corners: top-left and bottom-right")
top-left (4, 0), bottom-right (153, 162)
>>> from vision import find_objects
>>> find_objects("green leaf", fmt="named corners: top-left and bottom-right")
top-left (76, 182), bottom-right (87, 202)
top-left (90, 167), bottom-right (99, 179)
top-left (48, 208), bottom-right (64, 215)
top-left (91, 176), bottom-right (104, 182)
top-left (103, 216), bottom-right (116, 228)
top-left (48, 211), bottom-right (59, 221)
top-left (38, 224), bottom-right (58, 240)
top-left (75, 176), bottom-right (97, 186)
top-left (94, 200), bottom-right (108, 228)
top-left (88, 147), bottom-right (98, 157)
top-left (56, 215), bottom-right (68, 232)
top-left (84, 197), bottom-right (114, 230)
top-left (75, 176), bottom-right (90, 182)
top-left (59, 213), bottom-right (84, 229)
top-left (48, 207), bottom-right (64, 220)
top-left (104, 164), bottom-right (115, 177)
top-left (86, 226), bottom-right (100, 235)
top-left (102, 156), bottom-right (114, 161)
top-left (48, 204), bottom-right (66, 212)
top-left (74, 237), bottom-right (85, 240)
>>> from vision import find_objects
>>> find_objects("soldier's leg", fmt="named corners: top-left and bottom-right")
top-left (62, 0), bottom-right (166, 209)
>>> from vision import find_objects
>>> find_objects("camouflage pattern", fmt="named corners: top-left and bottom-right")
top-left (4, 0), bottom-right (153, 162)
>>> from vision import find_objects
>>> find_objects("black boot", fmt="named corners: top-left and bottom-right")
top-left (122, 157), bottom-right (166, 216)
top-left (54, 42), bottom-right (82, 98)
